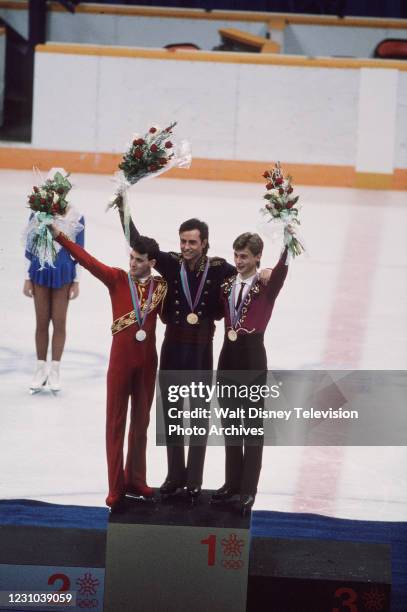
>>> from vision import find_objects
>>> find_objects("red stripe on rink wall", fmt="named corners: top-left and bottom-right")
top-left (292, 201), bottom-right (384, 515)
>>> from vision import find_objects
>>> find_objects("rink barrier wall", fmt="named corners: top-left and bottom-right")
top-left (1, 147), bottom-right (407, 190)
top-left (0, 27), bottom-right (5, 127)
top-left (1, 2), bottom-right (407, 56)
top-left (32, 43), bottom-right (407, 69)
top-left (21, 42), bottom-right (407, 189)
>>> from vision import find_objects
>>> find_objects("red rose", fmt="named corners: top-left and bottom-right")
top-left (266, 182), bottom-right (273, 190)
top-left (279, 188), bottom-right (284, 195)
top-left (262, 171), bottom-right (269, 178)
top-left (275, 203), bottom-right (282, 211)
top-left (57, 187), bottom-right (64, 195)
top-left (286, 201), bottom-right (294, 209)
top-left (134, 150), bottom-right (143, 159)
top-left (150, 144), bottom-right (158, 153)
top-left (150, 164), bottom-right (158, 172)
top-left (149, 127), bottom-right (157, 134)
top-left (33, 186), bottom-right (39, 193)
top-left (40, 198), bottom-right (46, 204)
top-left (29, 195), bottom-right (35, 203)
top-left (288, 186), bottom-right (293, 194)
top-left (276, 177), bottom-right (283, 186)
top-left (51, 204), bottom-right (58, 214)
top-left (164, 141), bottom-right (173, 149)
top-left (158, 158), bottom-right (167, 165)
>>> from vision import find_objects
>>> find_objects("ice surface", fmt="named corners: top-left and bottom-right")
top-left (0, 170), bottom-right (406, 520)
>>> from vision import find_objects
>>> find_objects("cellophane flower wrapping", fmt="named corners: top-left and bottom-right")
top-left (107, 122), bottom-right (191, 241)
top-left (260, 162), bottom-right (305, 262)
top-left (24, 170), bottom-right (83, 270)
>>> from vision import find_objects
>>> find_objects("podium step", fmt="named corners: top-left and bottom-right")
top-left (0, 524), bottom-right (106, 610)
top-left (247, 536), bottom-right (391, 611)
top-left (104, 489), bottom-right (251, 612)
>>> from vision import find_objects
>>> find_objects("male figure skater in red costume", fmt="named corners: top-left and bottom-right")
top-left (51, 224), bottom-right (167, 512)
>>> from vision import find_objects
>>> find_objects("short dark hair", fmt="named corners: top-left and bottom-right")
top-left (179, 218), bottom-right (209, 254)
top-left (132, 235), bottom-right (159, 261)
top-left (233, 233), bottom-right (263, 266)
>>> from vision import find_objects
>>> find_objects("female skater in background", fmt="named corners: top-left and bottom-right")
top-left (23, 169), bottom-right (85, 393)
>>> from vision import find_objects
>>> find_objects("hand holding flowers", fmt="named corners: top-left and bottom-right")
top-left (261, 162), bottom-right (305, 260)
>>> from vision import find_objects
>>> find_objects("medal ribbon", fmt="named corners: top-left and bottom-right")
top-left (128, 273), bottom-right (154, 330)
top-left (180, 259), bottom-right (210, 314)
top-left (228, 275), bottom-right (258, 329)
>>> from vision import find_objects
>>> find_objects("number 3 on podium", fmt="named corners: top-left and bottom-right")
top-left (333, 586), bottom-right (358, 611)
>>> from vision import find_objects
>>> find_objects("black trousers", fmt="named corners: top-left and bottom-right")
top-left (217, 333), bottom-right (267, 496)
top-left (159, 330), bottom-right (213, 487)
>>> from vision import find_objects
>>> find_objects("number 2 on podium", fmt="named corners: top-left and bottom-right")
top-left (201, 535), bottom-right (216, 566)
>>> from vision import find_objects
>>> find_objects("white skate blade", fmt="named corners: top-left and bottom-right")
top-left (29, 380), bottom-right (48, 395)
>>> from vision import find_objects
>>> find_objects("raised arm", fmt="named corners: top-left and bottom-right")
top-left (223, 261), bottom-right (236, 278)
top-left (117, 207), bottom-right (177, 277)
top-left (53, 228), bottom-right (120, 288)
top-left (266, 247), bottom-right (289, 302)
top-left (118, 207), bottom-right (140, 247)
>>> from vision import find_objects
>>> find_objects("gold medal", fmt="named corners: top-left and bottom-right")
top-left (187, 312), bottom-right (199, 325)
top-left (228, 329), bottom-right (238, 342)
top-left (135, 329), bottom-right (147, 342)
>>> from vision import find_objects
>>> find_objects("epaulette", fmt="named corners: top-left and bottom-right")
top-left (169, 251), bottom-right (182, 262)
top-left (209, 256), bottom-right (227, 267)
top-left (221, 275), bottom-right (236, 292)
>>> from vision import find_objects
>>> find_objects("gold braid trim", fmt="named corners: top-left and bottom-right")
top-left (111, 278), bottom-right (167, 335)
top-left (111, 310), bottom-right (138, 335)
top-left (221, 275), bottom-right (260, 328)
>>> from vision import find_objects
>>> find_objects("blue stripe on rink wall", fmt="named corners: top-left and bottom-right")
top-left (0, 499), bottom-right (108, 530)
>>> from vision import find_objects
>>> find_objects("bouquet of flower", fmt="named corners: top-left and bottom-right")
top-left (28, 171), bottom-right (71, 215)
top-left (261, 162), bottom-right (305, 259)
top-left (108, 121), bottom-right (191, 211)
top-left (25, 170), bottom-right (73, 269)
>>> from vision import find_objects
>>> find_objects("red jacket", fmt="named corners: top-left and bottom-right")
top-left (220, 249), bottom-right (288, 337)
top-left (57, 233), bottom-right (167, 366)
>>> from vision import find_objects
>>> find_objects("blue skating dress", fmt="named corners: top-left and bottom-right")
top-left (25, 207), bottom-right (85, 289)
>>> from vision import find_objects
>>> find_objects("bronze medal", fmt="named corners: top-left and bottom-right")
top-left (187, 312), bottom-right (199, 325)
top-left (228, 329), bottom-right (238, 342)
top-left (135, 329), bottom-right (147, 342)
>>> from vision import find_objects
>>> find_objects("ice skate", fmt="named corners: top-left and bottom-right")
top-left (47, 361), bottom-right (61, 393)
top-left (29, 360), bottom-right (48, 394)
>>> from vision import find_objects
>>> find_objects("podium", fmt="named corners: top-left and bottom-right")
top-left (103, 490), bottom-right (250, 612)
top-left (0, 523), bottom-right (106, 611)
top-left (247, 537), bottom-right (391, 612)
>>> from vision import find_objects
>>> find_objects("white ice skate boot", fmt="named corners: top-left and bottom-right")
top-left (48, 360), bottom-right (61, 393)
top-left (29, 360), bottom-right (48, 394)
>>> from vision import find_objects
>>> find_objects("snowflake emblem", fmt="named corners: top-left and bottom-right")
top-left (76, 572), bottom-right (100, 596)
top-left (221, 534), bottom-right (244, 557)
top-left (362, 587), bottom-right (386, 611)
